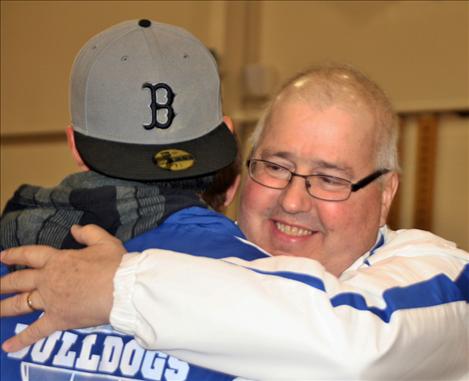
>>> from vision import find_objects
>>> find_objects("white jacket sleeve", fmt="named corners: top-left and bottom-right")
top-left (110, 229), bottom-right (469, 380)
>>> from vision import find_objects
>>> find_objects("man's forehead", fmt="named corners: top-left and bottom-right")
top-left (262, 97), bottom-right (377, 143)
top-left (254, 100), bottom-right (375, 176)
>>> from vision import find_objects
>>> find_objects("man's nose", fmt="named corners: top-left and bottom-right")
top-left (278, 176), bottom-right (313, 214)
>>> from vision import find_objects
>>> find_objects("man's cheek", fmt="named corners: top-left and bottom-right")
top-left (317, 203), bottom-right (349, 228)
top-left (243, 182), bottom-right (273, 211)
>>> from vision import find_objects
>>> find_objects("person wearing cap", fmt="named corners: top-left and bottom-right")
top-left (0, 19), bottom-right (270, 381)
top-left (2, 42), bottom-right (469, 381)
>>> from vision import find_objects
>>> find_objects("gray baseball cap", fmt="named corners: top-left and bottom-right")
top-left (70, 19), bottom-right (236, 181)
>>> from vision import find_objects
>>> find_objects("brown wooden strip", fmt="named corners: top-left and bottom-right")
top-left (1, 131), bottom-right (66, 145)
top-left (413, 113), bottom-right (438, 230)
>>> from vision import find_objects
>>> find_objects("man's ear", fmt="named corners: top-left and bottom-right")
top-left (223, 115), bottom-right (235, 133)
top-left (66, 126), bottom-right (89, 171)
top-left (379, 172), bottom-right (399, 226)
top-left (224, 175), bottom-right (241, 207)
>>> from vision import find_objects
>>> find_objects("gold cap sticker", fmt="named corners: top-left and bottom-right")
top-left (154, 149), bottom-right (195, 171)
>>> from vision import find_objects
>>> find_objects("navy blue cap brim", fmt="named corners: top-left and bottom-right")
top-left (74, 122), bottom-right (237, 181)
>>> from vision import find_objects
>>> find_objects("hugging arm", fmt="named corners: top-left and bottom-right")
top-left (2, 227), bottom-right (468, 379)
top-left (107, 239), bottom-right (468, 379)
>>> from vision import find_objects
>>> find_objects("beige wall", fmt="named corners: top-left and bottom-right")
top-left (2, 1), bottom-right (468, 249)
top-left (433, 114), bottom-right (469, 245)
top-left (258, 1), bottom-right (469, 111)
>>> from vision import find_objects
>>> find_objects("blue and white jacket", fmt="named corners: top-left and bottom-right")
top-left (110, 224), bottom-right (469, 380)
top-left (1, 207), bottom-right (268, 381)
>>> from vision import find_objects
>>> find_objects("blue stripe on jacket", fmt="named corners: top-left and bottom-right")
top-left (245, 264), bottom-right (469, 323)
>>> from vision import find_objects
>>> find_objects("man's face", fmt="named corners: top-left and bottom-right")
top-left (237, 99), bottom-right (397, 275)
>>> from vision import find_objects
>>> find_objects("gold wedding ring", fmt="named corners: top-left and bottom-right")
top-left (26, 291), bottom-right (36, 311)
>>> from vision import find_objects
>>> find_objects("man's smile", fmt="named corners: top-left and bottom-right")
top-left (273, 220), bottom-right (314, 237)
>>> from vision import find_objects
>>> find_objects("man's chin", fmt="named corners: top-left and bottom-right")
top-left (265, 231), bottom-right (322, 259)
top-left (268, 245), bottom-right (317, 259)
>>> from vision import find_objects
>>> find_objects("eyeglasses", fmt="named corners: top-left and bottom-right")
top-left (247, 159), bottom-right (390, 202)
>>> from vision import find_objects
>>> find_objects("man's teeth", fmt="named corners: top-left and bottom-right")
top-left (275, 222), bottom-right (312, 236)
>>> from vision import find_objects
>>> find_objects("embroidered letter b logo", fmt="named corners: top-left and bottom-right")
top-left (142, 83), bottom-right (176, 130)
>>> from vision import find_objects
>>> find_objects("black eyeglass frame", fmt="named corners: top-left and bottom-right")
top-left (246, 159), bottom-right (390, 201)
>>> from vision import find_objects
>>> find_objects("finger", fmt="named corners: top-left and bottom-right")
top-left (0, 291), bottom-right (43, 317)
top-left (1, 314), bottom-right (57, 353)
top-left (0, 268), bottom-right (38, 294)
top-left (0, 245), bottom-right (55, 268)
top-left (71, 224), bottom-right (121, 246)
